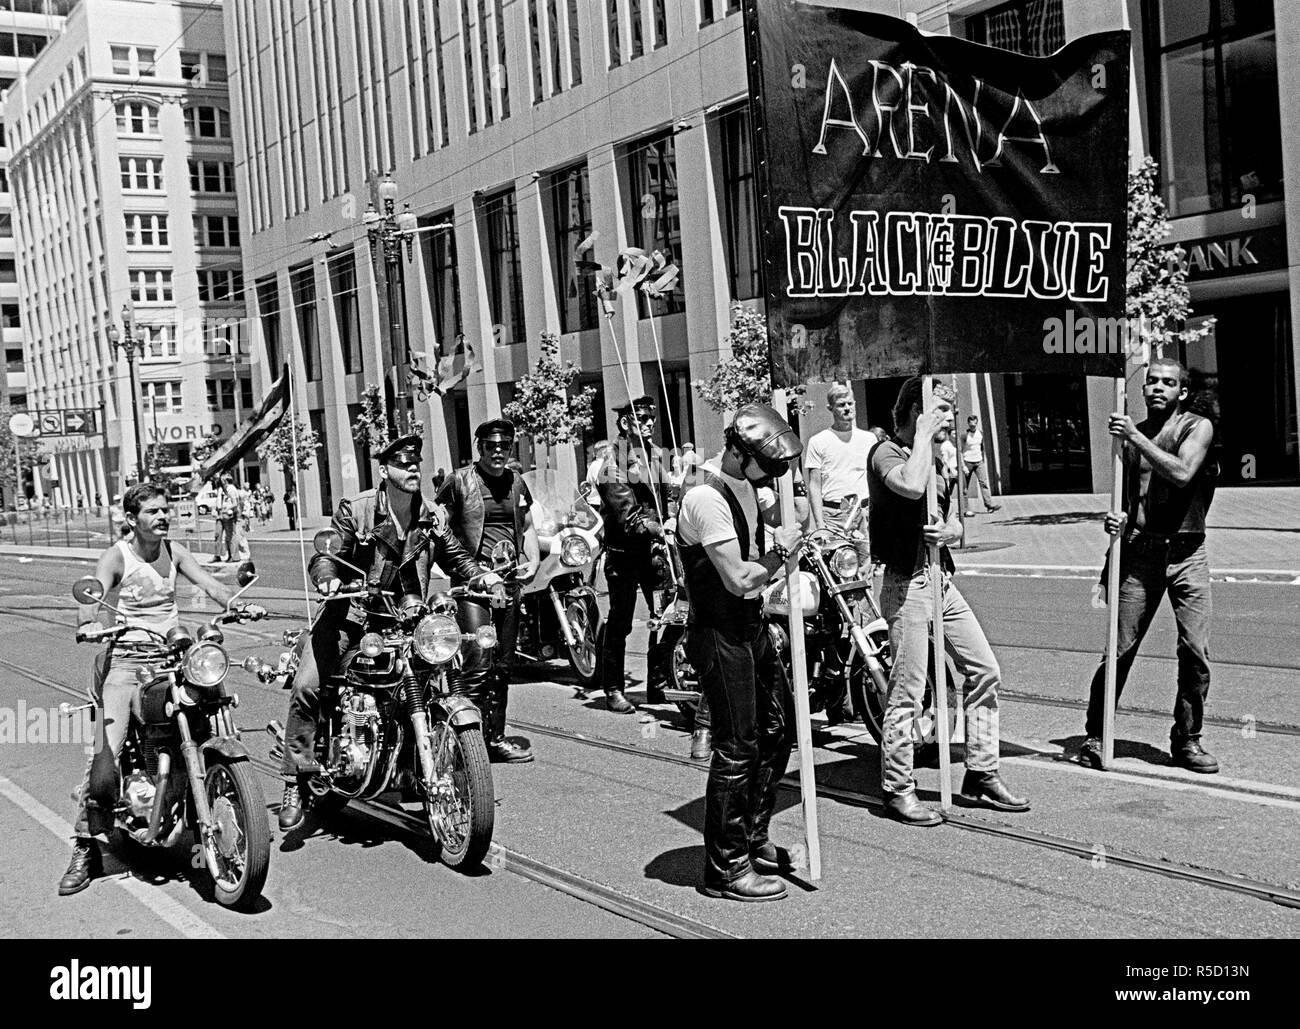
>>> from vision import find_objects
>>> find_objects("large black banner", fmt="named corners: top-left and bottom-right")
top-left (743, 1), bottom-right (1130, 386)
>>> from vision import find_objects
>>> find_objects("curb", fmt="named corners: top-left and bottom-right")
top-left (956, 564), bottom-right (1300, 584)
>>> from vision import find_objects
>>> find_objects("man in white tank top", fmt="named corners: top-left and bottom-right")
top-left (60, 483), bottom-right (263, 897)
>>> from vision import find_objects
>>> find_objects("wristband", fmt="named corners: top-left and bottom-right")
top-left (770, 542), bottom-right (790, 564)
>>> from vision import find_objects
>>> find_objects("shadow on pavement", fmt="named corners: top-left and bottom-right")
top-left (1051, 733), bottom-right (1172, 767)
top-left (997, 511), bottom-right (1105, 527)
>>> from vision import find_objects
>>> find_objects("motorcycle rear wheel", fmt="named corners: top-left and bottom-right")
top-left (203, 759), bottom-right (270, 911)
top-left (565, 595), bottom-right (601, 689)
top-left (425, 723), bottom-right (495, 870)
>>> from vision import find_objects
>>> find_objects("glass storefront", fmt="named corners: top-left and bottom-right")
top-left (1005, 374), bottom-right (1091, 493)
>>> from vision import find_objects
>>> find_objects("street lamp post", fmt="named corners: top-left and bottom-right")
top-left (363, 174), bottom-right (418, 435)
top-left (106, 302), bottom-right (147, 486)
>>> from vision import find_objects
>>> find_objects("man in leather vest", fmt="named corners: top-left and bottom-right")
top-left (1079, 358), bottom-right (1219, 773)
top-left (277, 433), bottom-right (489, 831)
top-left (436, 418), bottom-right (539, 763)
top-left (677, 404), bottom-right (805, 902)
top-left (596, 395), bottom-right (671, 713)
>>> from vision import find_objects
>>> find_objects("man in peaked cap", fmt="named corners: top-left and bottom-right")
top-left (276, 430), bottom-right (489, 831)
top-left (595, 395), bottom-right (672, 713)
top-left (437, 417), bottom-right (540, 763)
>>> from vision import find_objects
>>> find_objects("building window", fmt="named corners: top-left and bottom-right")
top-left (198, 269), bottom-right (243, 303)
top-left (528, 0), bottom-right (543, 102)
top-left (130, 270), bottom-right (174, 304)
top-left (607, 0), bottom-right (620, 67)
top-left (699, 0), bottom-right (740, 28)
top-left (1146, 0), bottom-right (1282, 217)
top-left (309, 409), bottom-right (333, 515)
top-left (195, 215), bottom-right (241, 248)
top-left (630, 0), bottom-right (644, 59)
top-left (186, 105), bottom-right (232, 139)
top-left (568, 0), bottom-right (582, 84)
top-left (125, 214), bottom-right (170, 248)
top-left (142, 380), bottom-right (183, 415)
top-left (1, 32), bottom-right (48, 59)
top-left (290, 264), bottom-right (321, 382)
top-left (719, 105), bottom-right (760, 301)
top-left (115, 101), bottom-right (160, 135)
top-left (120, 156), bottom-right (164, 192)
top-left (419, 213), bottom-right (462, 358)
top-left (0, 213), bottom-right (11, 239)
top-left (625, 132), bottom-right (684, 315)
top-left (965, 0), bottom-right (1064, 55)
top-left (110, 44), bottom-right (156, 77)
top-left (1, 304), bottom-right (20, 329)
top-left (550, 163), bottom-right (597, 333)
top-left (257, 276), bottom-right (282, 370)
top-left (483, 191), bottom-right (525, 346)
top-left (328, 252), bottom-right (362, 375)
top-left (189, 160), bottom-right (235, 193)
top-left (139, 323), bottom-right (178, 360)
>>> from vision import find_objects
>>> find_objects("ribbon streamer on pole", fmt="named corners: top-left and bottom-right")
top-left (923, 376), bottom-right (953, 811)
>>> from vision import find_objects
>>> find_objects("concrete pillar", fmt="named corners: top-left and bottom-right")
top-left (456, 195), bottom-right (503, 430)
top-left (1274, 0), bottom-right (1300, 480)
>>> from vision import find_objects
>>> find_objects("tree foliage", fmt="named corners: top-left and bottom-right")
top-left (350, 382), bottom-right (423, 454)
top-left (1128, 156), bottom-right (1213, 359)
top-left (257, 417), bottom-right (321, 475)
top-left (693, 305), bottom-right (810, 417)
top-left (0, 402), bottom-right (44, 507)
top-left (502, 332), bottom-right (596, 449)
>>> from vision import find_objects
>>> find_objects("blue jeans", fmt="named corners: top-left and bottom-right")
top-left (1086, 534), bottom-right (1212, 743)
top-left (73, 649), bottom-right (147, 838)
top-left (878, 568), bottom-right (1001, 795)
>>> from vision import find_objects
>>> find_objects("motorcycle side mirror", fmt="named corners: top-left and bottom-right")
top-left (577, 479), bottom-right (593, 499)
top-left (489, 539), bottom-right (517, 573)
top-left (313, 529), bottom-right (343, 556)
top-left (72, 577), bottom-right (104, 605)
top-left (235, 561), bottom-right (258, 587)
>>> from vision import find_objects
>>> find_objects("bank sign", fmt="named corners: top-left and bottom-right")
top-left (742, 2), bottom-right (1130, 385)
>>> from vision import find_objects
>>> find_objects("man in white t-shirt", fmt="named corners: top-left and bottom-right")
top-left (961, 414), bottom-right (1001, 515)
top-left (678, 404), bottom-right (805, 903)
top-left (805, 382), bottom-right (872, 530)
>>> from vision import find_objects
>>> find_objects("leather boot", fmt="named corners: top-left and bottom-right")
top-left (703, 868), bottom-right (787, 902)
top-left (1077, 736), bottom-right (1104, 770)
top-left (1172, 739), bottom-right (1219, 774)
top-left (960, 770), bottom-right (1030, 811)
top-left (605, 689), bottom-right (635, 714)
top-left (883, 791), bottom-right (943, 826)
top-left (750, 841), bottom-right (794, 876)
top-left (58, 839), bottom-right (101, 896)
top-left (279, 782), bottom-right (305, 832)
top-left (690, 728), bottom-right (712, 760)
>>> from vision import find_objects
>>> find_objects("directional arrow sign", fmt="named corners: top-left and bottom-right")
top-left (64, 410), bottom-right (89, 433)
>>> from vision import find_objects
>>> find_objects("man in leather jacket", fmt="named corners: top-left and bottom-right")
top-left (277, 433), bottom-right (488, 831)
top-left (596, 396), bottom-right (672, 713)
top-left (436, 418), bottom-right (539, 763)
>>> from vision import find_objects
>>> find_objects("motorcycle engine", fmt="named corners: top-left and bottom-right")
top-left (331, 688), bottom-right (380, 780)
top-left (122, 771), bottom-right (156, 821)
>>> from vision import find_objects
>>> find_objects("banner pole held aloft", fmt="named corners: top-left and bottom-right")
top-left (923, 376), bottom-right (953, 811)
top-left (1102, 377), bottom-right (1126, 767)
top-left (772, 387), bottom-right (821, 882)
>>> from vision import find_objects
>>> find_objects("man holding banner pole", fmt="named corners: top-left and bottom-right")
top-left (868, 377), bottom-right (1029, 824)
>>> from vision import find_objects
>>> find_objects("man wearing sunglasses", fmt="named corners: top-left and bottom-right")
top-left (436, 419), bottom-right (539, 763)
top-left (596, 395), bottom-right (672, 714)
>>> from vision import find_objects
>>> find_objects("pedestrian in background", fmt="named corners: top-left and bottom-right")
top-left (213, 473), bottom-right (245, 563)
top-left (804, 382), bottom-right (872, 531)
top-left (284, 485), bottom-right (298, 530)
top-left (961, 414), bottom-right (1002, 516)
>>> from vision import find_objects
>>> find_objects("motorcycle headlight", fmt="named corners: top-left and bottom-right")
top-left (183, 642), bottom-right (229, 688)
top-left (413, 615), bottom-right (462, 664)
top-left (359, 632), bottom-right (385, 658)
top-left (475, 625), bottom-right (498, 650)
top-left (830, 546), bottom-right (860, 580)
top-left (560, 534), bottom-right (592, 567)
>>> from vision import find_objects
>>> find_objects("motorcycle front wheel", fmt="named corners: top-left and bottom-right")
top-left (425, 722), bottom-right (495, 870)
top-left (851, 628), bottom-right (959, 763)
top-left (203, 759), bottom-right (270, 910)
top-left (564, 594), bottom-right (601, 689)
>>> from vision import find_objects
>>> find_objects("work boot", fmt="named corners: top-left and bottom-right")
top-left (58, 839), bottom-right (101, 896)
top-left (645, 682), bottom-right (667, 705)
top-left (883, 791), bottom-right (943, 826)
top-left (1077, 736), bottom-right (1105, 770)
top-left (985, 502), bottom-right (1002, 512)
top-left (960, 770), bottom-right (1030, 812)
top-left (489, 737), bottom-right (534, 763)
top-left (605, 689), bottom-right (635, 714)
top-left (1171, 739), bottom-right (1219, 774)
top-left (690, 728), bottom-right (713, 761)
top-left (279, 783), bottom-right (305, 832)
top-left (750, 841), bottom-right (794, 876)
top-left (703, 868), bottom-right (787, 902)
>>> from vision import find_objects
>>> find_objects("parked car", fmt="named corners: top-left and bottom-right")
top-left (195, 484), bottom-right (221, 516)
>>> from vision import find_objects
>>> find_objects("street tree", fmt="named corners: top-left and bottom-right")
top-left (351, 382), bottom-right (423, 456)
top-left (0, 401), bottom-right (45, 508)
top-left (502, 331), bottom-right (596, 470)
top-left (693, 304), bottom-right (810, 417)
top-left (257, 417), bottom-right (321, 502)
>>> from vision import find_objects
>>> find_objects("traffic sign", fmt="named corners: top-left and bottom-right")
top-left (175, 499), bottom-right (198, 532)
top-left (62, 410), bottom-right (97, 434)
top-left (38, 412), bottom-right (63, 435)
top-left (8, 413), bottom-right (34, 437)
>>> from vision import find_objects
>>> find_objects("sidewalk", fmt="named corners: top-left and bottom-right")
top-left (956, 486), bottom-right (1300, 578)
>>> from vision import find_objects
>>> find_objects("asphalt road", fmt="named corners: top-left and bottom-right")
top-left (2, 552), bottom-right (1298, 938)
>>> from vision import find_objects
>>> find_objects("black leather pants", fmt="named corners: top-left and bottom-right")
top-left (448, 593), bottom-right (521, 742)
top-left (600, 547), bottom-right (664, 693)
top-left (688, 622), bottom-right (794, 886)
top-left (280, 617), bottom-right (362, 782)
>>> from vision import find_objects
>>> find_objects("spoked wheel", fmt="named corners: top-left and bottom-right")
top-left (851, 629), bottom-right (959, 761)
top-left (424, 722), bottom-right (495, 870)
top-left (203, 759), bottom-right (270, 910)
top-left (565, 595), bottom-right (601, 689)
top-left (659, 625), bottom-right (700, 724)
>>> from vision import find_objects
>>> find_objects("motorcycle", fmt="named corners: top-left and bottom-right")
top-left (510, 472), bottom-right (604, 689)
top-left (68, 563), bottom-right (271, 910)
top-left (261, 529), bottom-right (500, 870)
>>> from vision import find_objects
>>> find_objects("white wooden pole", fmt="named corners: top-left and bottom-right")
top-left (923, 376), bottom-right (953, 810)
top-left (1102, 377), bottom-right (1126, 767)
top-left (772, 386), bottom-right (821, 882)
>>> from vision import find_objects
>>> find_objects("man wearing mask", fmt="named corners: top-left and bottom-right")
top-left (596, 396), bottom-right (672, 713)
top-left (867, 377), bottom-right (1029, 826)
top-left (437, 419), bottom-right (539, 763)
top-left (678, 404), bottom-right (806, 902)
top-left (277, 434), bottom-right (489, 831)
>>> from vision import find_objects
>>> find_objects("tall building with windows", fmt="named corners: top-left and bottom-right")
top-left (226, 0), bottom-right (1299, 527)
top-left (6, 0), bottom-right (250, 504)
top-left (0, 0), bottom-right (75, 423)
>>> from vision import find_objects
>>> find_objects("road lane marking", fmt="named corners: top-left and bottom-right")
top-left (0, 775), bottom-right (226, 940)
